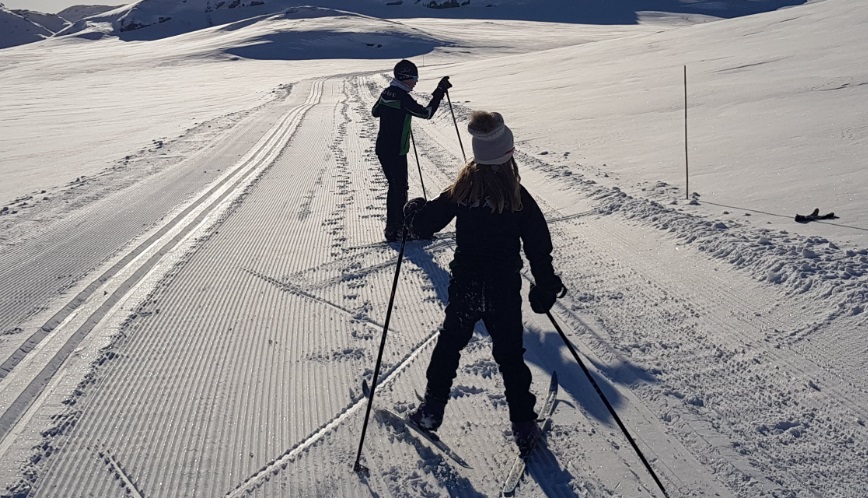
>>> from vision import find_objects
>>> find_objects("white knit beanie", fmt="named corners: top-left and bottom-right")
top-left (468, 111), bottom-right (515, 165)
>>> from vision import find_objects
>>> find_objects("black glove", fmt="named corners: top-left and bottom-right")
top-left (403, 197), bottom-right (426, 228)
top-left (403, 197), bottom-right (426, 220)
top-left (436, 76), bottom-right (452, 92)
top-left (528, 281), bottom-right (567, 314)
top-left (403, 197), bottom-right (433, 239)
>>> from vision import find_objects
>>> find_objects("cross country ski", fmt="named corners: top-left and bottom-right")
top-left (501, 371), bottom-right (559, 496)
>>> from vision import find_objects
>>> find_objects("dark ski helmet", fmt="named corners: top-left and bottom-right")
top-left (394, 59), bottom-right (418, 81)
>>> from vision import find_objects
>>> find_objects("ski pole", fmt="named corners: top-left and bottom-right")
top-left (546, 311), bottom-right (669, 498)
top-left (409, 129), bottom-right (427, 200)
top-left (445, 90), bottom-right (466, 162)
top-left (353, 228), bottom-right (410, 475)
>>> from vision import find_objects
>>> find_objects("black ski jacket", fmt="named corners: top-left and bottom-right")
top-left (409, 186), bottom-right (561, 291)
top-left (372, 82), bottom-right (445, 156)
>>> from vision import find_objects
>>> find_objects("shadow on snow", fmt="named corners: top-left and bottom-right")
top-left (396, 239), bottom-right (663, 426)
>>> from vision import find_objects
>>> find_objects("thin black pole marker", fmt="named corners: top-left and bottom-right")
top-left (445, 90), bottom-right (466, 162)
top-left (353, 229), bottom-right (410, 474)
top-left (684, 65), bottom-right (689, 201)
top-left (410, 129), bottom-right (427, 200)
top-left (546, 310), bottom-right (669, 497)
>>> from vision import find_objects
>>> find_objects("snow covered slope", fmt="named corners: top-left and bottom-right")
top-left (0, 5), bottom-right (52, 48)
top-left (0, 0), bottom-right (866, 496)
top-left (57, 4), bottom-right (122, 23)
top-left (55, 0), bottom-right (810, 41)
top-left (9, 9), bottom-right (68, 32)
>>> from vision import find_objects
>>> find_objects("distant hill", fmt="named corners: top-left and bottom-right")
top-left (0, 5), bottom-right (52, 49)
top-left (11, 9), bottom-right (68, 32)
top-left (5, 0), bottom-right (808, 48)
top-left (0, 4), bottom-right (122, 49)
top-left (58, 4), bottom-right (123, 23)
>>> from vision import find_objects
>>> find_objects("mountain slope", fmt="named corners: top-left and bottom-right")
top-left (57, 4), bottom-right (122, 23)
top-left (56, 0), bottom-right (809, 41)
top-left (0, 6), bottom-right (52, 48)
top-left (10, 9), bottom-right (68, 32)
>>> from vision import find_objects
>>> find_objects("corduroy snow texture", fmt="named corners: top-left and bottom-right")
top-left (468, 111), bottom-right (515, 165)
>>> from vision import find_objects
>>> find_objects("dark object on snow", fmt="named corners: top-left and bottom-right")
top-left (795, 208), bottom-right (838, 223)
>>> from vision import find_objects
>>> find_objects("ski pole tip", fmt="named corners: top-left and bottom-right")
top-left (353, 462), bottom-right (370, 476)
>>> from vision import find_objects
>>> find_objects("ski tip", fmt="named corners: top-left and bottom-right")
top-left (450, 454), bottom-right (472, 469)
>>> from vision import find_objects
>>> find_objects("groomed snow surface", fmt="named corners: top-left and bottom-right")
top-left (1, 0), bottom-right (866, 497)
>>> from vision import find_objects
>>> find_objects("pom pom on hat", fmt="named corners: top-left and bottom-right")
top-left (467, 111), bottom-right (514, 165)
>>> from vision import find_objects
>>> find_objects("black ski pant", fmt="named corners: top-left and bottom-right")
top-left (377, 153), bottom-right (408, 231)
top-left (424, 269), bottom-right (538, 423)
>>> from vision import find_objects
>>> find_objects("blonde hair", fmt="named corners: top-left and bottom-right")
top-left (447, 157), bottom-right (522, 214)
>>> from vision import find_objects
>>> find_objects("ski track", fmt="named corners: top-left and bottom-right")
top-left (0, 98), bottom-right (282, 367)
top-left (0, 96), bottom-right (320, 486)
top-left (1, 72), bottom-right (866, 497)
top-left (510, 155), bottom-right (868, 495)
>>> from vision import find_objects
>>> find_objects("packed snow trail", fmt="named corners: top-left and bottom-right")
top-left (1, 73), bottom-right (866, 497)
top-left (0, 82), bottom-right (321, 449)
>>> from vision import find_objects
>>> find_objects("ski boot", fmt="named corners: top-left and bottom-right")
top-left (409, 395), bottom-right (446, 432)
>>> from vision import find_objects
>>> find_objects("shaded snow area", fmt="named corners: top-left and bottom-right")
top-left (1, 0), bottom-right (867, 497)
top-left (0, 6), bottom-right (52, 48)
top-left (0, 3), bottom-right (118, 48)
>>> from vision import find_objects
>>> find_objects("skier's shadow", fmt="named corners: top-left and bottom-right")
top-left (376, 411), bottom-right (486, 497)
top-left (394, 235), bottom-right (655, 424)
top-left (393, 235), bottom-right (454, 310)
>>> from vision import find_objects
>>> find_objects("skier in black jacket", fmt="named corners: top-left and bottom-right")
top-left (403, 110), bottom-right (566, 455)
top-left (372, 59), bottom-right (451, 241)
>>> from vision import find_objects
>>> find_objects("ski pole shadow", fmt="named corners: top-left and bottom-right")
top-left (355, 471), bottom-right (383, 498)
top-left (527, 327), bottom-right (662, 425)
top-left (527, 436), bottom-right (579, 498)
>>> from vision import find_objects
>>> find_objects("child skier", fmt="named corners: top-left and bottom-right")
top-left (403, 110), bottom-right (566, 455)
top-left (372, 59), bottom-right (451, 242)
